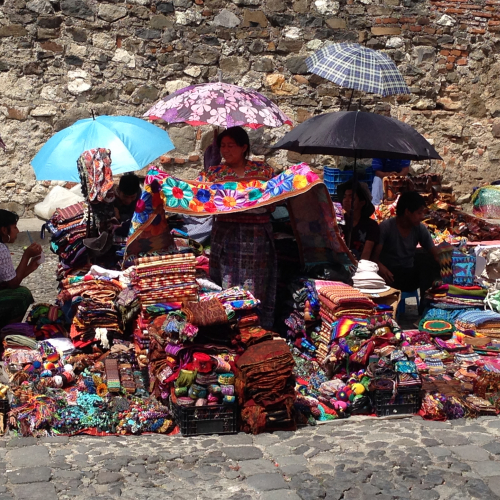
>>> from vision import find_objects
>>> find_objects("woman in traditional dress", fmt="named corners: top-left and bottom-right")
top-left (198, 126), bottom-right (276, 328)
top-left (0, 210), bottom-right (41, 328)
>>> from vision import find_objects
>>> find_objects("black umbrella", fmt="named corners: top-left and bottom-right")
top-left (272, 111), bottom-right (442, 249)
top-left (272, 111), bottom-right (442, 161)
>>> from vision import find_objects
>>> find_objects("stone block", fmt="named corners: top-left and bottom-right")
top-left (190, 46), bottom-right (220, 65)
top-left (246, 473), bottom-right (289, 492)
top-left (39, 41), bottom-right (63, 52)
top-left (37, 16), bottom-right (63, 28)
top-left (452, 445), bottom-right (491, 462)
top-left (326, 17), bottom-right (346, 29)
top-left (27, 0), bottom-right (54, 14)
top-left (0, 25), bottom-right (28, 37)
top-left (371, 27), bottom-right (401, 36)
top-left (98, 4), bottom-right (128, 22)
top-left (213, 9), bottom-right (240, 28)
top-left (285, 56), bottom-right (308, 74)
top-left (253, 58), bottom-right (273, 72)
top-left (487, 142), bottom-right (500, 161)
top-left (242, 9), bottom-right (268, 28)
top-left (169, 125), bottom-right (196, 154)
top-left (61, 0), bottom-right (94, 20)
top-left (37, 28), bottom-right (60, 39)
top-left (6, 107), bottom-right (30, 121)
top-left (238, 459), bottom-right (278, 476)
top-left (11, 483), bottom-right (56, 500)
top-left (220, 56), bottom-right (250, 76)
top-left (224, 446), bottom-right (263, 460)
top-left (151, 14), bottom-right (174, 29)
top-left (7, 467), bottom-right (52, 484)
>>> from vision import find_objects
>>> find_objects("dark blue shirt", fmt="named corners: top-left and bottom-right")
top-left (372, 158), bottom-right (411, 173)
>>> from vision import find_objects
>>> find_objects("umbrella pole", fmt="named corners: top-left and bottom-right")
top-left (347, 90), bottom-right (354, 111)
top-left (346, 156), bottom-right (358, 250)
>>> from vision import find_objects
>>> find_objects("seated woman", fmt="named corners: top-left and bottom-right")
top-left (0, 210), bottom-right (42, 328)
top-left (338, 179), bottom-right (380, 262)
top-left (198, 126), bottom-right (276, 328)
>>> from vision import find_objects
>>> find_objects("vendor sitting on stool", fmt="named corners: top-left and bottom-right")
top-left (114, 174), bottom-right (142, 223)
top-left (373, 191), bottom-right (440, 314)
top-left (338, 179), bottom-right (380, 262)
top-left (371, 157), bottom-right (410, 205)
top-left (0, 210), bottom-right (41, 328)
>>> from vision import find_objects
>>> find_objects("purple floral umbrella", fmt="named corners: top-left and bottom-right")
top-left (144, 82), bottom-right (293, 130)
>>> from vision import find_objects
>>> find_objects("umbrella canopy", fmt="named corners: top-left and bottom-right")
top-left (144, 82), bottom-right (293, 129)
top-left (272, 111), bottom-right (441, 161)
top-left (305, 43), bottom-right (410, 97)
top-left (31, 115), bottom-right (175, 181)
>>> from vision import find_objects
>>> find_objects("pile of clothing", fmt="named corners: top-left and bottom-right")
top-left (425, 283), bottom-right (487, 309)
top-left (316, 281), bottom-right (376, 362)
top-left (46, 202), bottom-right (90, 279)
top-left (132, 253), bottom-right (198, 309)
top-left (235, 339), bottom-right (296, 434)
top-left (455, 310), bottom-right (500, 340)
top-left (56, 275), bottom-right (124, 349)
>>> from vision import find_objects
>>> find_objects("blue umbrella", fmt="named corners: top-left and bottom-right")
top-left (305, 43), bottom-right (409, 98)
top-left (31, 115), bottom-right (175, 181)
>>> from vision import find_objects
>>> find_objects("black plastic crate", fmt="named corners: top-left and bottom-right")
top-left (171, 401), bottom-right (238, 437)
top-left (371, 386), bottom-right (422, 417)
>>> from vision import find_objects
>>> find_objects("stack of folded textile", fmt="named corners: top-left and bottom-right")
top-left (235, 339), bottom-right (296, 434)
top-left (200, 287), bottom-right (261, 326)
top-left (58, 276), bottom-right (124, 348)
top-left (425, 283), bottom-right (487, 309)
top-left (46, 202), bottom-right (90, 279)
top-left (455, 310), bottom-right (500, 339)
top-left (316, 282), bottom-right (376, 362)
top-left (132, 253), bottom-right (198, 309)
top-left (352, 260), bottom-right (386, 291)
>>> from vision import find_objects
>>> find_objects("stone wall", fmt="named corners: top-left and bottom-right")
top-left (1, 0), bottom-right (500, 214)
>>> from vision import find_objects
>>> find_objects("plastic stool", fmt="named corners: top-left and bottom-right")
top-left (397, 290), bottom-right (420, 316)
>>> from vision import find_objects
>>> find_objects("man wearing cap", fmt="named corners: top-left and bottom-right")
top-left (339, 179), bottom-right (380, 262)
top-left (371, 158), bottom-right (411, 205)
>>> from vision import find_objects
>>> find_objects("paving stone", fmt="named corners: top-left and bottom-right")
top-left (486, 421), bottom-right (500, 429)
top-left (427, 446), bottom-right (452, 458)
top-left (246, 472), bottom-right (289, 491)
top-left (281, 463), bottom-right (309, 475)
top-left (472, 461), bottom-right (500, 477)
top-left (6, 445), bottom-right (50, 468)
top-left (260, 491), bottom-right (302, 500)
top-left (453, 445), bottom-right (491, 462)
top-left (274, 431), bottom-right (296, 440)
top-left (6, 438), bottom-right (37, 448)
top-left (52, 470), bottom-right (83, 480)
top-left (7, 466), bottom-right (51, 484)
top-left (11, 482), bottom-right (56, 499)
top-left (436, 432), bottom-right (470, 447)
top-left (486, 476), bottom-right (500, 495)
top-left (219, 433), bottom-right (254, 446)
top-left (95, 472), bottom-right (124, 484)
top-left (238, 459), bottom-right (278, 476)
top-left (483, 442), bottom-right (500, 455)
top-left (224, 446), bottom-right (263, 461)
top-left (128, 464), bottom-right (147, 474)
top-left (39, 436), bottom-right (70, 444)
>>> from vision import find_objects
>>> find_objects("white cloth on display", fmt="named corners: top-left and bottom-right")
top-left (352, 259), bottom-right (386, 290)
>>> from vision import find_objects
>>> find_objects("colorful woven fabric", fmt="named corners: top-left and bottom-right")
top-left (418, 319), bottom-right (455, 336)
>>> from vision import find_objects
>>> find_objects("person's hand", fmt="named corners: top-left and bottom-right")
top-left (378, 263), bottom-right (394, 285)
top-left (26, 258), bottom-right (40, 274)
top-left (23, 243), bottom-right (42, 259)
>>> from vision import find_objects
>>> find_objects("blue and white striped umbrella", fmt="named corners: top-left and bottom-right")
top-left (305, 43), bottom-right (410, 97)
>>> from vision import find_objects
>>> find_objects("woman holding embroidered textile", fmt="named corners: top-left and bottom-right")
top-left (198, 126), bottom-right (276, 328)
top-left (0, 210), bottom-right (42, 328)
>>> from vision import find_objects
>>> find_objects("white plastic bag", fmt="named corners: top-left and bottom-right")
top-left (34, 185), bottom-right (84, 220)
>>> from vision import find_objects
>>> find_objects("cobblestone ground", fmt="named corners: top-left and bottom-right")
top-left (0, 417), bottom-right (500, 500)
top-left (5, 236), bottom-right (500, 500)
